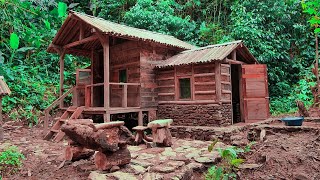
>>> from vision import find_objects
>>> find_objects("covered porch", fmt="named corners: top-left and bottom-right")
top-left (45, 12), bottom-right (146, 130)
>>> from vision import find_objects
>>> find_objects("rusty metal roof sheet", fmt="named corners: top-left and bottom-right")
top-left (156, 40), bottom-right (257, 67)
top-left (70, 11), bottom-right (196, 50)
top-left (0, 76), bottom-right (11, 96)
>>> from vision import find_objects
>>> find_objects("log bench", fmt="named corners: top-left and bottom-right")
top-left (147, 119), bottom-right (173, 147)
top-left (61, 121), bottom-right (132, 170)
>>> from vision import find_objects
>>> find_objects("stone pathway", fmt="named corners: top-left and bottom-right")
top-left (88, 138), bottom-right (228, 180)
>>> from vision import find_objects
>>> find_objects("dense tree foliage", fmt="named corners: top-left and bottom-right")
top-left (0, 0), bottom-right (318, 125)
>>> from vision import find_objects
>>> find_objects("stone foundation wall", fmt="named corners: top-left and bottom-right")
top-left (157, 104), bottom-right (232, 127)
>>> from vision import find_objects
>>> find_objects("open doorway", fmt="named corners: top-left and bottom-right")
top-left (231, 64), bottom-right (242, 123)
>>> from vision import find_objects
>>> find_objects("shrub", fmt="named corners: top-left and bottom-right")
top-left (205, 140), bottom-right (255, 180)
top-left (0, 145), bottom-right (25, 178)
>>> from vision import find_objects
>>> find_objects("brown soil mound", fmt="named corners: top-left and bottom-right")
top-left (239, 130), bottom-right (320, 179)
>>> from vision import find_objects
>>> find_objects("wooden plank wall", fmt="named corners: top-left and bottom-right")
top-left (220, 64), bottom-right (232, 102)
top-left (157, 62), bottom-right (220, 102)
top-left (193, 63), bottom-right (216, 101)
top-left (140, 43), bottom-right (176, 108)
top-left (109, 41), bottom-right (140, 107)
top-left (157, 67), bottom-right (175, 101)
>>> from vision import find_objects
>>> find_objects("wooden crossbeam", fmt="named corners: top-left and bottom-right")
top-left (63, 35), bottom-right (98, 49)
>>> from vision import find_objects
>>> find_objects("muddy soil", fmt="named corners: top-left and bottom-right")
top-left (239, 130), bottom-right (320, 179)
top-left (1, 125), bottom-right (89, 180)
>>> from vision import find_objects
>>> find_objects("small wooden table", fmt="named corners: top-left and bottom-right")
top-left (147, 119), bottom-right (173, 147)
top-left (132, 126), bottom-right (152, 145)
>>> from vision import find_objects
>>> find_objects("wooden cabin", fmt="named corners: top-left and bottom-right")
top-left (45, 11), bottom-right (269, 132)
top-left (155, 42), bottom-right (270, 126)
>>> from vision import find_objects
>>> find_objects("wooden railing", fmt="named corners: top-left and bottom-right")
top-left (84, 82), bottom-right (140, 108)
top-left (43, 86), bottom-right (75, 131)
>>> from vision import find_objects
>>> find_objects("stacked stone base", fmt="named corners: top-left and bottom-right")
top-left (157, 104), bottom-right (232, 126)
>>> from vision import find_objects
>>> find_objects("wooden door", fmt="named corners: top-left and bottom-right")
top-left (75, 69), bottom-right (91, 106)
top-left (242, 64), bottom-right (269, 123)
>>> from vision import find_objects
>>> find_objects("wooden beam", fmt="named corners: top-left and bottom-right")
top-left (122, 84), bottom-right (128, 108)
top-left (138, 111), bottom-right (143, 126)
top-left (59, 51), bottom-right (66, 109)
top-left (226, 59), bottom-right (244, 65)
top-left (102, 35), bottom-right (110, 122)
top-left (232, 50), bottom-right (236, 60)
top-left (63, 35), bottom-right (98, 49)
top-left (79, 22), bottom-right (84, 40)
top-left (174, 66), bottom-right (178, 100)
top-left (214, 62), bottom-right (221, 103)
top-left (191, 64), bottom-right (195, 100)
top-left (49, 43), bottom-right (62, 54)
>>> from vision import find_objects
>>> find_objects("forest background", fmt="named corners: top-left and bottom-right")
top-left (0, 0), bottom-right (318, 125)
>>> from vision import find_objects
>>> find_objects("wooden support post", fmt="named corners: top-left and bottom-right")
top-left (79, 22), bottom-right (84, 40)
top-left (96, 30), bottom-right (110, 122)
top-left (215, 62), bottom-right (221, 103)
top-left (138, 111), bottom-right (143, 126)
top-left (85, 86), bottom-right (91, 107)
top-left (232, 50), bottom-right (236, 60)
top-left (44, 110), bottom-right (49, 132)
top-left (59, 51), bottom-right (66, 109)
top-left (174, 66), bottom-right (178, 100)
top-left (123, 84), bottom-right (128, 108)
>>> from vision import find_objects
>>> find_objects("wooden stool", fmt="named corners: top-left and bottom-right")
top-left (132, 126), bottom-right (152, 145)
top-left (147, 119), bottom-right (173, 147)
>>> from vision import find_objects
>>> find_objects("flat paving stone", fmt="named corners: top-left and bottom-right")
top-left (88, 171), bottom-right (106, 180)
top-left (107, 171), bottom-right (138, 180)
top-left (137, 153), bottom-right (156, 160)
top-left (152, 165), bottom-right (176, 173)
top-left (143, 172), bottom-right (164, 180)
top-left (130, 159), bottom-right (153, 168)
top-left (167, 161), bottom-right (185, 168)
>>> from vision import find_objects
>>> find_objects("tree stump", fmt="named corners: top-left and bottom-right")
top-left (148, 119), bottom-right (173, 147)
top-left (94, 148), bottom-right (131, 170)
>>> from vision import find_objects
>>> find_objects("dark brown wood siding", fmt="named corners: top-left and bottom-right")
top-left (110, 41), bottom-right (140, 107)
top-left (140, 43), bottom-right (176, 108)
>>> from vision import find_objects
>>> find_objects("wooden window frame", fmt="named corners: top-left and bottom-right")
top-left (119, 68), bottom-right (128, 83)
top-left (178, 76), bottom-right (193, 100)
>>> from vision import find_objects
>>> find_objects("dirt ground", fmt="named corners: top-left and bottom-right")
top-left (2, 119), bottom-right (320, 179)
top-left (1, 123), bottom-right (89, 180)
top-left (239, 128), bottom-right (320, 179)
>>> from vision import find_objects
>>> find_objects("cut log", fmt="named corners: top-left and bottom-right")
top-left (151, 127), bottom-right (172, 147)
top-left (64, 146), bottom-right (95, 161)
top-left (94, 121), bottom-right (125, 131)
top-left (119, 125), bottom-right (135, 145)
top-left (94, 148), bottom-right (131, 170)
top-left (61, 122), bottom-right (121, 152)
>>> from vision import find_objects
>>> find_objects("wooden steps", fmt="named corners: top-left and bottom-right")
top-left (44, 106), bottom-right (89, 142)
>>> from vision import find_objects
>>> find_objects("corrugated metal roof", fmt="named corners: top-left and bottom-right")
top-left (156, 40), bottom-right (257, 67)
top-left (0, 76), bottom-right (11, 96)
top-left (70, 11), bottom-right (196, 50)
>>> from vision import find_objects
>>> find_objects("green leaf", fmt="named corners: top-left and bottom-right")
top-left (315, 28), bottom-right (320, 34)
top-left (58, 2), bottom-right (68, 18)
top-left (230, 158), bottom-right (245, 167)
top-left (10, 33), bottom-right (19, 50)
top-left (44, 20), bottom-right (51, 29)
top-left (0, 0), bottom-right (4, 4)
